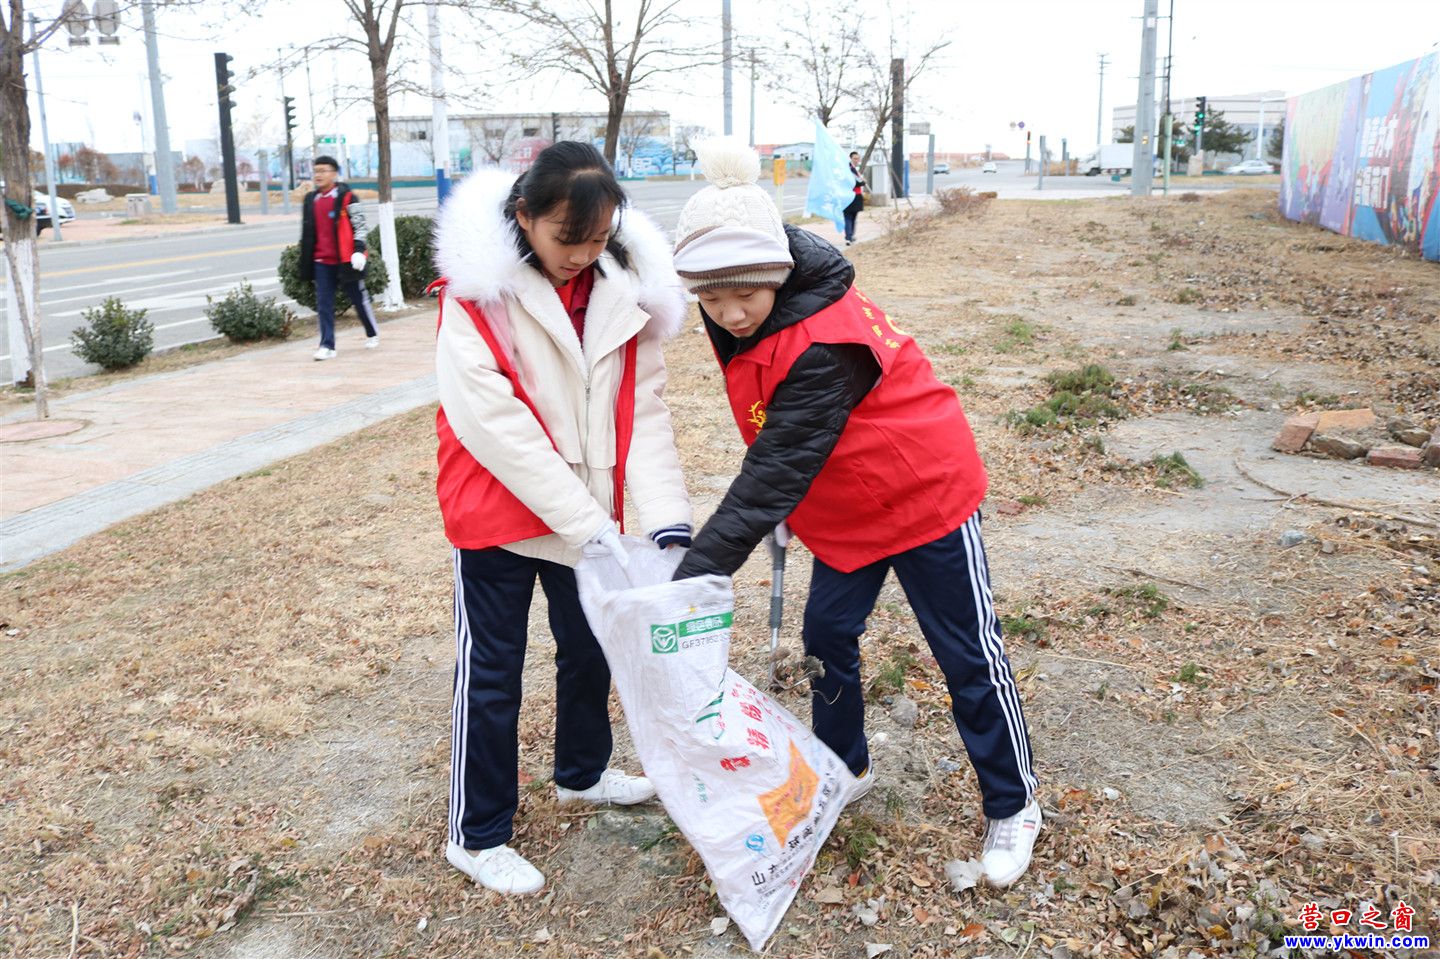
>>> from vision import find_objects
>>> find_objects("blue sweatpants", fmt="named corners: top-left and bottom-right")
top-left (312, 261), bottom-right (377, 350)
top-left (448, 547), bottom-right (614, 850)
top-left (802, 511), bottom-right (1037, 819)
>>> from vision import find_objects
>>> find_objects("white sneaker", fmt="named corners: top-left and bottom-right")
top-left (365, 335), bottom-right (379, 349)
top-left (849, 764), bottom-right (876, 804)
top-left (446, 841), bottom-right (545, 895)
top-left (555, 768), bottom-right (655, 806)
top-left (981, 798), bottom-right (1043, 887)
top-left (312, 347), bottom-right (336, 361)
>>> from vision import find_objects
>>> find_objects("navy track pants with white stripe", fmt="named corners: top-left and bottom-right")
top-left (803, 512), bottom-right (1038, 819)
top-left (449, 547), bottom-right (614, 850)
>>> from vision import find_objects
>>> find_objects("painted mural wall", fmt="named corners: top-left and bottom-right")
top-left (1280, 53), bottom-right (1439, 261)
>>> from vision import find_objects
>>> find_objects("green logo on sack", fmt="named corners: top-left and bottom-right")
top-left (650, 624), bottom-right (679, 654)
top-left (650, 612), bottom-right (733, 654)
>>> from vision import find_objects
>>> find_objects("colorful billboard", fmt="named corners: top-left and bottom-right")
top-left (1280, 53), bottom-right (1439, 261)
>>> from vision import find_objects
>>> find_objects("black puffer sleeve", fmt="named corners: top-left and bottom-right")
top-left (674, 342), bottom-right (880, 580)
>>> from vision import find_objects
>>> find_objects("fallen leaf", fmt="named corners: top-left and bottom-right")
top-left (865, 945), bottom-right (893, 958)
top-left (814, 887), bottom-right (845, 904)
top-left (960, 922), bottom-right (986, 939)
top-left (913, 906), bottom-right (931, 924)
top-left (944, 858), bottom-right (984, 893)
top-left (709, 916), bottom-right (730, 936)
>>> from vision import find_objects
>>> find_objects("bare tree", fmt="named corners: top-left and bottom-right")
top-left (0, 3), bottom-right (72, 413)
top-left (767, 2), bottom-right (864, 128)
top-left (475, 117), bottom-right (520, 168)
top-left (850, 27), bottom-right (950, 185)
top-left (673, 123), bottom-right (709, 173)
top-left (482, 0), bottom-right (720, 164)
top-left (616, 113), bottom-right (658, 176)
top-left (184, 155), bottom-right (207, 190)
top-left (74, 146), bottom-right (119, 183)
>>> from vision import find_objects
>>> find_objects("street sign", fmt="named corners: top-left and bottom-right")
top-left (94, 0), bottom-right (119, 44)
top-left (1018, 121), bottom-right (1026, 129)
top-left (908, 122), bottom-right (930, 135)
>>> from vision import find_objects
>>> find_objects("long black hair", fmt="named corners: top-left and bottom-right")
top-left (504, 141), bottom-right (631, 270)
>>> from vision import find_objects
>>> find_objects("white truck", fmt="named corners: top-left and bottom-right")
top-left (1081, 144), bottom-right (1137, 176)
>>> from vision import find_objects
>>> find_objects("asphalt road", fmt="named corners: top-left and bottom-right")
top-left (2, 179), bottom-right (808, 381)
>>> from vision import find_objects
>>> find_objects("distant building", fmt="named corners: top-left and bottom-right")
top-left (1112, 90), bottom-right (1287, 161)
top-left (375, 111), bottom-right (673, 177)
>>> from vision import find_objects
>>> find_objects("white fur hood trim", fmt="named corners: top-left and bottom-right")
top-left (432, 168), bottom-right (687, 339)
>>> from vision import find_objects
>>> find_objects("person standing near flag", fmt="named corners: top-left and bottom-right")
top-left (843, 151), bottom-right (866, 246)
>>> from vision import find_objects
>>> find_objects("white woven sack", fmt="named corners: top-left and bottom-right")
top-left (576, 537), bottom-right (855, 952)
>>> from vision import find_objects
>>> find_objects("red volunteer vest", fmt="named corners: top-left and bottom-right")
top-left (429, 279), bottom-right (637, 551)
top-left (722, 286), bottom-right (987, 573)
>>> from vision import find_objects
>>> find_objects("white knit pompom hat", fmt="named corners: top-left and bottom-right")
top-left (672, 138), bottom-right (794, 293)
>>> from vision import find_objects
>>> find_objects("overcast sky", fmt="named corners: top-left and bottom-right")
top-left (24, 0), bottom-right (1440, 161)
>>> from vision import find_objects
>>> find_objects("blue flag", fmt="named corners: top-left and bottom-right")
top-left (805, 120), bottom-right (855, 235)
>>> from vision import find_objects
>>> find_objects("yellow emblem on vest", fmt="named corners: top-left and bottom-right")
top-left (747, 401), bottom-right (767, 431)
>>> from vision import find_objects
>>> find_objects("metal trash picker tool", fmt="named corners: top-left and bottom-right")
top-left (764, 522), bottom-right (791, 691)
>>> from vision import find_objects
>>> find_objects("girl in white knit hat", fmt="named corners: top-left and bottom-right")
top-left (672, 138), bottom-right (1043, 888)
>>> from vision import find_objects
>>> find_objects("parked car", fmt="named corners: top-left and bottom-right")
top-left (981, 161), bottom-right (998, 174)
top-left (934, 162), bottom-right (951, 174)
top-left (32, 192), bottom-right (77, 233)
top-left (1224, 159), bottom-right (1275, 175)
top-left (0, 181), bottom-right (76, 233)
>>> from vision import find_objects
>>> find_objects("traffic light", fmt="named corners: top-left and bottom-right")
top-left (215, 52), bottom-right (236, 112)
top-left (1193, 95), bottom-right (1207, 134)
top-left (283, 96), bottom-right (297, 135)
top-left (214, 52), bottom-right (240, 224)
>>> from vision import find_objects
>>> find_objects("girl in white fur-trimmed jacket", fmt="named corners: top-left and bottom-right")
top-left (431, 142), bottom-right (691, 896)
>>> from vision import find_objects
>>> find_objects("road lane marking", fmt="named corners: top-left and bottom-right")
top-left (1, 242), bottom-right (289, 283)
top-left (34, 269), bottom-right (281, 309)
top-left (50, 276), bottom-right (282, 318)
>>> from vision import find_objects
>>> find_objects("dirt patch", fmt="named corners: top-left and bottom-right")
top-left (3, 190), bottom-right (1436, 958)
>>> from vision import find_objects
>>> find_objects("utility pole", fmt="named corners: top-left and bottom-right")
top-left (141, 0), bottom-right (178, 214)
top-left (890, 58), bottom-right (905, 198)
top-left (1161, 0), bottom-right (1174, 194)
top-left (28, 17), bottom-right (63, 244)
top-left (722, 0), bottom-right (733, 136)
top-left (304, 46), bottom-right (320, 165)
top-left (427, 0), bottom-right (451, 203)
top-left (1096, 53), bottom-right (1109, 146)
top-left (1130, 0), bottom-right (1158, 197)
top-left (747, 49), bottom-right (757, 148)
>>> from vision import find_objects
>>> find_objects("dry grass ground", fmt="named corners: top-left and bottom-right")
top-left (2, 191), bottom-right (1436, 959)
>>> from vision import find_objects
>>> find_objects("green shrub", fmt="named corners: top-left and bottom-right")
top-left (1046, 363), bottom-right (1114, 394)
top-left (366, 216), bottom-right (436, 299)
top-left (1150, 451), bottom-right (1204, 489)
top-left (206, 281), bottom-right (295, 342)
top-left (70, 297), bottom-right (154, 370)
top-left (277, 244), bottom-right (390, 314)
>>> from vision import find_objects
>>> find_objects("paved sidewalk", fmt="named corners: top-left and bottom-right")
top-left (0, 214), bottom-right (907, 573)
top-left (0, 312), bottom-right (437, 571)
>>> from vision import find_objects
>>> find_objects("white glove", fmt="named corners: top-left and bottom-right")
top-left (773, 521), bottom-right (792, 549)
top-left (350, 251), bottom-right (367, 271)
top-left (586, 520), bottom-right (628, 566)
